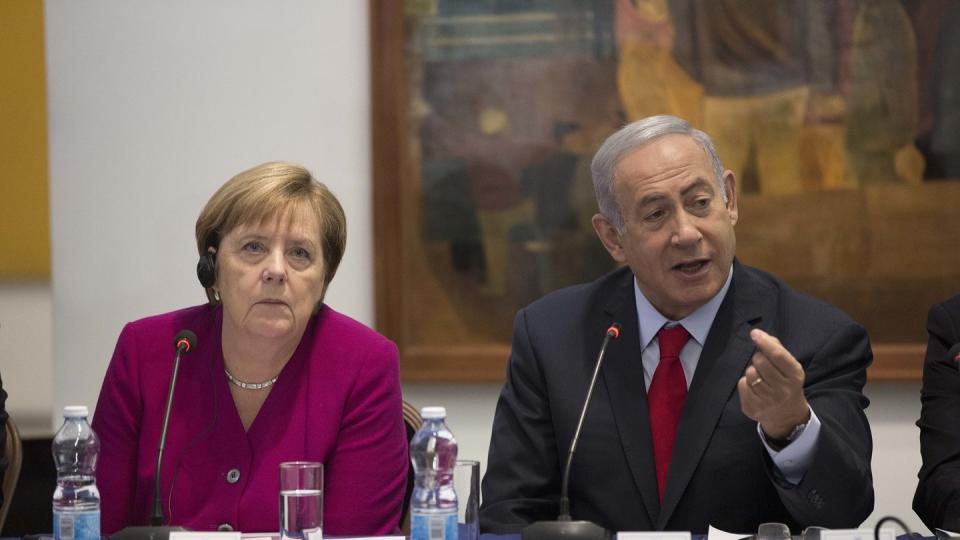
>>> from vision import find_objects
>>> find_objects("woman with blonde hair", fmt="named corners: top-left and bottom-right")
top-left (93, 162), bottom-right (407, 534)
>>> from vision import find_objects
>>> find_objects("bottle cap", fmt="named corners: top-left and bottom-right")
top-left (63, 405), bottom-right (89, 418)
top-left (421, 406), bottom-right (446, 419)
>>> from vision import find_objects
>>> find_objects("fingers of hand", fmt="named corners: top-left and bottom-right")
top-left (743, 361), bottom-right (790, 416)
top-left (750, 328), bottom-right (804, 382)
top-left (739, 373), bottom-right (785, 426)
top-left (750, 351), bottom-right (788, 389)
top-left (737, 377), bottom-right (761, 420)
top-left (743, 364), bottom-right (765, 389)
top-left (750, 329), bottom-right (790, 365)
top-left (743, 330), bottom-right (808, 423)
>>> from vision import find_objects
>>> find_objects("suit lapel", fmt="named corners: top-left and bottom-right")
top-left (598, 269), bottom-right (661, 526)
top-left (655, 262), bottom-right (768, 528)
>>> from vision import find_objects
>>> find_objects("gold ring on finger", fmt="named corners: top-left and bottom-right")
top-left (750, 377), bottom-right (764, 388)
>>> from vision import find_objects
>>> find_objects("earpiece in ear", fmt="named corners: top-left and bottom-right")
top-left (197, 247), bottom-right (217, 289)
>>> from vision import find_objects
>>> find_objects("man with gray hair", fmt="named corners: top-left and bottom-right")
top-left (480, 115), bottom-right (874, 534)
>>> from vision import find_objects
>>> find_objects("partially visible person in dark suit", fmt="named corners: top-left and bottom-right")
top-left (480, 114), bottom-right (874, 534)
top-left (914, 295), bottom-right (960, 532)
top-left (0, 370), bottom-right (7, 509)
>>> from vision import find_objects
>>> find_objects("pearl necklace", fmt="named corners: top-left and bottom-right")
top-left (224, 368), bottom-right (278, 390)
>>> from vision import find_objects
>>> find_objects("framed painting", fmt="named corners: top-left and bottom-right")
top-left (372, 0), bottom-right (960, 381)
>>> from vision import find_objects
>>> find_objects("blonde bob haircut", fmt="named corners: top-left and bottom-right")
top-left (194, 161), bottom-right (346, 308)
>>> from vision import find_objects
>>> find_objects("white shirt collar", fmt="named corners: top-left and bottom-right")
top-left (633, 264), bottom-right (734, 350)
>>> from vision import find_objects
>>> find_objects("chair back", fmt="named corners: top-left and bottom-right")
top-left (402, 400), bottom-right (424, 437)
top-left (0, 415), bottom-right (23, 532)
top-left (400, 400), bottom-right (423, 532)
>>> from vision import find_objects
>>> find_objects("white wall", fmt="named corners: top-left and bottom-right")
top-left (865, 383), bottom-right (923, 533)
top-left (0, 0), bottom-right (916, 534)
top-left (0, 283), bottom-right (53, 438)
top-left (44, 0), bottom-right (373, 421)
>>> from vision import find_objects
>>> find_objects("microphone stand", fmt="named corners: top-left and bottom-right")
top-left (111, 331), bottom-right (195, 540)
top-left (522, 325), bottom-right (619, 540)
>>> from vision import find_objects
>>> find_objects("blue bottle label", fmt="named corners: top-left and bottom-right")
top-left (53, 509), bottom-right (100, 540)
top-left (411, 510), bottom-right (457, 540)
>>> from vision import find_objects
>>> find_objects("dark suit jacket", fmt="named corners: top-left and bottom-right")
top-left (914, 294), bottom-right (960, 532)
top-left (480, 262), bottom-right (874, 534)
top-left (0, 370), bottom-right (6, 509)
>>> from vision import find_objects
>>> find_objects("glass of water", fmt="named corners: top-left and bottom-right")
top-left (757, 522), bottom-right (791, 540)
top-left (454, 460), bottom-right (481, 540)
top-left (280, 461), bottom-right (323, 540)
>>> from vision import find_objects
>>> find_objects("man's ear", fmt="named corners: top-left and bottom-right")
top-left (723, 170), bottom-right (738, 226)
top-left (591, 213), bottom-right (628, 264)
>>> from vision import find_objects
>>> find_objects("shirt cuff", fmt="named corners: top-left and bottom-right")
top-left (757, 406), bottom-right (821, 485)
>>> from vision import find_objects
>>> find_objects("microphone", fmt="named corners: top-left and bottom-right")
top-left (152, 330), bottom-right (196, 524)
top-left (174, 331), bottom-right (195, 354)
top-left (111, 330), bottom-right (196, 540)
top-left (522, 324), bottom-right (620, 540)
top-left (949, 343), bottom-right (960, 363)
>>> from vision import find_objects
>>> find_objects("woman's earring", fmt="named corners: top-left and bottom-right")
top-left (214, 290), bottom-right (221, 302)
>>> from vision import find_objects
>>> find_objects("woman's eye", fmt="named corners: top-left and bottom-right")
top-left (693, 197), bottom-right (710, 208)
top-left (290, 247), bottom-right (311, 260)
top-left (242, 241), bottom-right (265, 253)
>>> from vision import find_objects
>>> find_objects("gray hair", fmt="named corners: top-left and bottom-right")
top-left (590, 114), bottom-right (726, 230)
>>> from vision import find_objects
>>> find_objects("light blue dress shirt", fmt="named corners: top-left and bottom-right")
top-left (634, 265), bottom-right (820, 485)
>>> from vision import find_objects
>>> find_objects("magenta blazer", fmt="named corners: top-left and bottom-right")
top-left (93, 304), bottom-right (408, 534)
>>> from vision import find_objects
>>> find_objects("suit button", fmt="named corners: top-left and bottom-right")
top-left (806, 489), bottom-right (824, 509)
top-left (217, 523), bottom-right (234, 532)
top-left (227, 468), bottom-right (241, 484)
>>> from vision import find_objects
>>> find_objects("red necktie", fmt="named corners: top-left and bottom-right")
top-left (648, 324), bottom-right (691, 500)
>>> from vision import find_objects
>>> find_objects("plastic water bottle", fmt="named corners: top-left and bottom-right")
top-left (52, 405), bottom-right (101, 540)
top-left (410, 406), bottom-right (458, 540)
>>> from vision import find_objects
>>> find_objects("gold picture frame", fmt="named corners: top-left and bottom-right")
top-left (372, 0), bottom-right (960, 381)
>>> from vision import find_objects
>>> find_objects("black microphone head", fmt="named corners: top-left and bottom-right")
top-left (949, 343), bottom-right (960, 364)
top-left (174, 330), bottom-right (197, 353)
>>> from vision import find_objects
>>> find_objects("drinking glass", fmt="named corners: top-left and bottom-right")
top-left (757, 522), bottom-right (791, 540)
top-left (455, 460), bottom-right (480, 540)
top-left (280, 461), bottom-right (323, 540)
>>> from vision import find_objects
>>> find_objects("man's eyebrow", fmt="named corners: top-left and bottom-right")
top-left (637, 178), bottom-right (715, 207)
top-left (680, 177), bottom-right (715, 196)
top-left (638, 192), bottom-right (668, 207)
